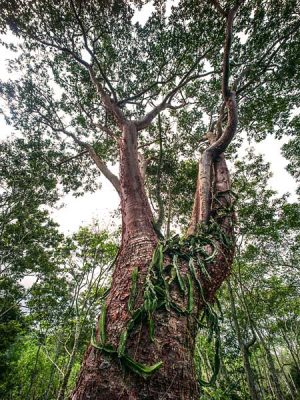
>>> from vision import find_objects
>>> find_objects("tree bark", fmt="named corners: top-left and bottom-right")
top-left (119, 122), bottom-right (155, 246)
top-left (72, 120), bottom-right (235, 399)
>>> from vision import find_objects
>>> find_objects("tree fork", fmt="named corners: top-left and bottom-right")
top-left (72, 138), bottom-right (235, 400)
top-left (73, 2), bottom-right (240, 397)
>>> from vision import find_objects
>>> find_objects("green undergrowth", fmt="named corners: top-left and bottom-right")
top-left (91, 220), bottom-right (232, 381)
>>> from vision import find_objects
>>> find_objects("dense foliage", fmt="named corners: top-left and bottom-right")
top-left (0, 1), bottom-right (299, 399)
top-left (0, 149), bottom-right (299, 399)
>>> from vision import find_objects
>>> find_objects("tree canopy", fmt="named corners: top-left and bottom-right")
top-left (0, 1), bottom-right (299, 399)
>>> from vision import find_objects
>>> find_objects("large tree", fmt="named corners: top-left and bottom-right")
top-left (0, 1), bottom-right (299, 398)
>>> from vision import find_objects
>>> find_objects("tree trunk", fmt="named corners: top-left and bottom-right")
top-left (280, 328), bottom-right (300, 370)
top-left (236, 274), bottom-right (285, 400)
top-left (272, 343), bottom-right (297, 400)
top-left (227, 280), bottom-right (261, 400)
top-left (72, 121), bottom-right (235, 399)
top-left (26, 342), bottom-right (42, 400)
top-left (252, 355), bottom-right (267, 398)
top-left (57, 324), bottom-right (81, 400)
top-left (44, 334), bottom-right (63, 400)
top-left (254, 327), bottom-right (285, 400)
top-left (264, 345), bottom-right (285, 400)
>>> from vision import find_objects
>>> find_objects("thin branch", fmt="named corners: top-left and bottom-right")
top-left (237, 19), bottom-right (300, 95)
top-left (118, 81), bottom-right (163, 107)
top-left (56, 150), bottom-right (88, 167)
top-left (135, 69), bottom-right (216, 131)
top-left (232, 66), bottom-right (251, 91)
top-left (94, 122), bottom-right (118, 142)
top-left (138, 138), bottom-right (160, 149)
top-left (85, 143), bottom-right (121, 195)
top-left (135, 101), bottom-right (168, 131)
top-left (42, 346), bottom-right (65, 376)
top-left (38, 113), bottom-right (121, 194)
top-left (118, 39), bottom-right (196, 107)
top-left (61, 128), bottom-right (120, 194)
top-left (29, 35), bottom-right (90, 68)
top-left (28, 18), bottom-right (125, 129)
top-left (117, 71), bottom-right (184, 107)
top-left (135, 46), bottom-right (216, 130)
top-left (62, 129), bottom-right (121, 194)
top-left (69, 0), bottom-right (118, 102)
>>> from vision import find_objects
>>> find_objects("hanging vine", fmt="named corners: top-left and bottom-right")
top-left (91, 205), bottom-right (234, 381)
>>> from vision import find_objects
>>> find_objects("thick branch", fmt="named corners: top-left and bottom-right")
top-left (188, 2), bottom-right (241, 230)
top-left (222, 2), bottom-right (244, 99)
top-left (190, 93), bottom-right (236, 227)
top-left (88, 68), bottom-right (127, 129)
top-left (154, 114), bottom-right (165, 231)
top-left (222, 12), bottom-right (234, 99)
top-left (209, 92), bottom-right (237, 159)
top-left (216, 101), bottom-right (226, 138)
top-left (84, 144), bottom-right (120, 195)
top-left (210, 0), bottom-right (227, 16)
top-left (211, 0), bottom-right (244, 99)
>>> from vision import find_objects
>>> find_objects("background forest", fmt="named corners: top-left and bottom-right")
top-left (1, 146), bottom-right (299, 400)
top-left (0, 0), bottom-right (300, 399)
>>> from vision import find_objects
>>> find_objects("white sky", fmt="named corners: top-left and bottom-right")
top-left (51, 171), bottom-right (120, 234)
top-left (0, 2), bottom-right (297, 236)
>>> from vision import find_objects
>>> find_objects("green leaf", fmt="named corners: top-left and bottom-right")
top-left (122, 355), bottom-right (163, 378)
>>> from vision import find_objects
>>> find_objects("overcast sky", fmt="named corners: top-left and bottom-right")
top-left (0, 2), bottom-right (297, 236)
